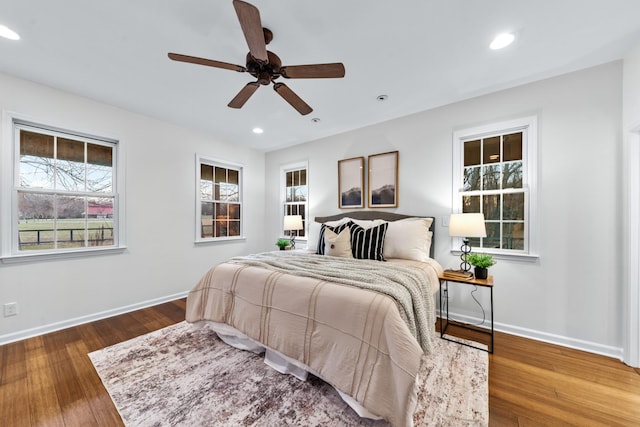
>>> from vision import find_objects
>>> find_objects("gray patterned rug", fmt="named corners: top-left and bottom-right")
top-left (89, 322), bottom-right (487, 426)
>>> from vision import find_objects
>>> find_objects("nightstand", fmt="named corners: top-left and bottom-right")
top-left (438, 274), bottom-right (494, 353)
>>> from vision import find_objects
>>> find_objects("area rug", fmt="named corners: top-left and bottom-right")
top-left (89, 322), bottom-right (487, 426)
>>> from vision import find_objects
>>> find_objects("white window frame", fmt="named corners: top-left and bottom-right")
top-left (0, 113), bottom-right (126, 263)
top-left (452, 115), bottom-right (538, 260)
top-left (195, 154), bottom-right (244, 243)
top-left (280, 161), bottom-right (308, 242)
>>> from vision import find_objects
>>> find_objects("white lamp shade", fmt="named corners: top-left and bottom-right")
top-left (283, 215), bottom-right (303, 231)
top-left (449, 213), bottom-right (487, 238)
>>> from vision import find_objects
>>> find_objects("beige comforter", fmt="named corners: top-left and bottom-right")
top-left (186, 252), bottom-right (442, 427)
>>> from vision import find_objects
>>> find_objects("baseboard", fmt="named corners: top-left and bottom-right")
top-left (0, 291), bottom-right (189, 346)
top-left (2, 298), bottom-right (624, 361)
top-left (437, 310), bottom-right (625, 361)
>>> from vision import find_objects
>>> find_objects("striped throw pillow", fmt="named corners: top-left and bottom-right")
top-left (349, 222), bottom-right (388, 261)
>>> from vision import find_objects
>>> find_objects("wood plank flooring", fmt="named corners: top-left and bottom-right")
top-left (1, 298), bottom-right (639, 426)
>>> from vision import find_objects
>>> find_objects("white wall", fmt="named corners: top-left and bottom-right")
top-left (0, 72), bottom-right (267, 343)
top-left (266, 62), bottom-right (624, 358)
top-left (623, 43), bottom-right (640, 129)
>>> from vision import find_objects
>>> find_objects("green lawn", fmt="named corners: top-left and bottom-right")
top-left (18, 219), bottom-right (113, 231)
top-left (18, 219), bottom-right (114, 250)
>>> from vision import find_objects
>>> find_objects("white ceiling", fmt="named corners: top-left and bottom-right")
top-left (1, 0), bottom-right (640, 151)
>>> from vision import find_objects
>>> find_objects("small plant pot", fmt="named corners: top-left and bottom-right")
top-left (474, 267), bottom-right (488, 280)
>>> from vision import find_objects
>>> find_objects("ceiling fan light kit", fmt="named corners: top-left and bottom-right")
top-left (168, 0), bottom-right (345, 115)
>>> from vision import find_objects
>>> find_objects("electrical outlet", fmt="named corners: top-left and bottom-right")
top-left (4, 302), bottom-right (18, 317)
top-left (441, 216), bottom-right (450, 227)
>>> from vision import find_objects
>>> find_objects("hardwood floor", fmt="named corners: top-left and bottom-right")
top-left (1, 299), bottom-right (639, 426)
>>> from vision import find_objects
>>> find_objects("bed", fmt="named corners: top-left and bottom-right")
top-left (186, 212), bottom-right (444, 427)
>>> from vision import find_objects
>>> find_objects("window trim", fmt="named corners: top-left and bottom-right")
top-left (452, 115), bottom-right (538, 259)
top-left (280, 161), bottom-right (309, 242)
top-left (195, 153), bottom-right (245, 243)
top-left (1, 112), bottom-right (126, 263)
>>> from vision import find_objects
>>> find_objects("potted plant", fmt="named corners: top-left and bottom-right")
top-left (467, 252), bottom-right (496, 279)
top-left (276, 238), bottom-right (290, 250)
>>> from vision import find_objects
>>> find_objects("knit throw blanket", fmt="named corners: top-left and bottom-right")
top-left (230, 252), bottom-right (435, 353)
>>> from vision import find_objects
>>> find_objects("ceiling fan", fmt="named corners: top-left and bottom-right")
top-left (168, 0), bottom-right (345, 115)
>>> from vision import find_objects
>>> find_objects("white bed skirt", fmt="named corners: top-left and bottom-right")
top-left (193, 320), bottom-right (383, 421)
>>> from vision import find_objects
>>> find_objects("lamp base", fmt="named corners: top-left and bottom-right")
top-left (459, 238), bottom-right (471, 272)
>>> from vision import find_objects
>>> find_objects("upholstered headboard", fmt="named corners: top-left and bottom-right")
top-left (314, 212), bottom-right (436, 259)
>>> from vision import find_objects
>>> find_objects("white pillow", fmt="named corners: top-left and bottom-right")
top-left (383, 217), bottom-right (433, 262)
top-left (324, 227), bottom-right (353, 258)
top-left (324, 217), bottom-right (352, 227)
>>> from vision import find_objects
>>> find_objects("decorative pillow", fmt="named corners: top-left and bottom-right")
top-left (349, 218), bottom-right (387, 229)
top-left (349, 222), bottom-right (388, 261)
top-left (324, 227), bottom-right (353, 258)
top-left (383, 217), bottom-right (434, 262)
top-left (316, 220), bottom-right (352, 255)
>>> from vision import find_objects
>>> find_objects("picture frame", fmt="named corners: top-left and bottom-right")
top-left (338, 156), bottom-right (365, 209)
top-left (368, 151), bottom-right (398, 208)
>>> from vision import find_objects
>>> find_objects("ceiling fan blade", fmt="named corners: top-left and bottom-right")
top-left (273, 83), bottom-right (313, 115)
top-left (228, 82), bottom-right (260, 109)
top-left (233, 0), bottom-right (268, 63)
top-left (280, 63), bottom-right (345, 79)
top-left (168, 53), bottom-right (246, 72)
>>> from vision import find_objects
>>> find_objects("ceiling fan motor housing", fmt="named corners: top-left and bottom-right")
top-left (246, 51), bottom-right (282, 85)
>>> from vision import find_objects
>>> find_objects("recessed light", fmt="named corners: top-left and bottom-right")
top-left (252, 127), bottom-right (263, 134)
top-left (490, 33), bottom-right (514, 50)
top-left (377, 94), bottom-right (388, 101)
top-left (0, 25), bottom-right (20, 41)
top-left (311, 118), bottom-right (321, 123)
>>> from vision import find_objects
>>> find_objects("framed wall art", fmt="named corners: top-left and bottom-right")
top-left (338, 156), bottom-right (364, 209)
top-left (368, 151), bottom-right (398, 208)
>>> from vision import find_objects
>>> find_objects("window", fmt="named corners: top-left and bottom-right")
top-left (0, 119), bottom-right (123, 259)
top-left (282, 163), bottom-right (308, 240)
top-left (452, 116), bottom-right (538, 257)
top-left (196, 155), bottom-right (243, 242)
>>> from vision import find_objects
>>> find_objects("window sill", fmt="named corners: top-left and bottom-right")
top-left (195, 236), bottom-right (246, 245)
top-left (1, 246), bottom-right (128, 264)
top-left (450, 250), bottom-right (539, 263)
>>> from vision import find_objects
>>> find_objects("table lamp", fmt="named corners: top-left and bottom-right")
top-left (283, 215), bottom-right (303, 249)
top-left (449, 213), bottom-right (487, 272)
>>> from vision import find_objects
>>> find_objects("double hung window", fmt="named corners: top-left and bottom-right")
top-left (282, 163), bottom-right (308, 240)
top-left (452, 116), bottom-right (538, 256)
top-left (4, 120), bottom-right (121, 257)
top-left (197, 155), bottom-right (243, 241)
